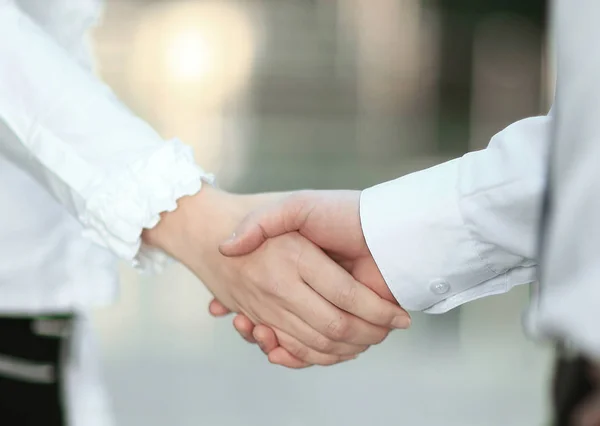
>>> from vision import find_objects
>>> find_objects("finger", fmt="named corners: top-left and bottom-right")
top-left (299, 246), bottom-right (411, 331)
top-left (252, 324), bottom-right (356, 368)
top-left (282, 252), bottom-right (391, 346)
top-left (252, 326), bottom-right (312, 369)
top-left (219, 193), bottom-right (311, 257)
top-left (270, 328), bottom-right (359, 367)
top-left (255, 241), bottom-right (389, 349)
top-left (253, 325), bottom-right (279, 354)
top-left (268, 348), bottom-right (312, 369)
top-left (274, 306), bottom-right (370, 356)
top-left (233, 315), bottom-right (256, 343)
top-left (209, 299), bottom-right (232, 317)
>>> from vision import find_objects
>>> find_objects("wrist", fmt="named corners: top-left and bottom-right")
top-left (142, 185), bottom-right (233, 258)
top-left (142, 185), bottom-right (284, 266)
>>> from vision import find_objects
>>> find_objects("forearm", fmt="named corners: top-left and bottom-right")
top-left (361, 114), bottom-right (551, 312)
top-left (0, 2), bottom-right (207, 267)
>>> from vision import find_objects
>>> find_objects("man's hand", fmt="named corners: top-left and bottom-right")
top-left (210, 190), bottom-right (409, 368)
top-left (143, 187), bottom-right (409, 365)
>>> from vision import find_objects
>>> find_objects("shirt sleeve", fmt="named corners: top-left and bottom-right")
top-left (14, 0), bottom-right (102, 69)
top-left (0, 0), bottom-right (212, 272)
top-left (360, 114), bottom-right (551, 313)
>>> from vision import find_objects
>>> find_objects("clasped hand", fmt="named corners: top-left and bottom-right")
top-left (211, 189), bottom-right (411, 368)
top-left (144, 187), bottom-right (409, 369)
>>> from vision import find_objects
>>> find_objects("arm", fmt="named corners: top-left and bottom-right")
top-left (0, 1), bottom-right (406, 359)
top-left (221, 114), bottom-right (551, 311)
top-left (216, 113), bottom-right (551, 366)
top-left (0, 0), bottom-right (207, 269)
top-left (361, 114), bottom-right (550, 313)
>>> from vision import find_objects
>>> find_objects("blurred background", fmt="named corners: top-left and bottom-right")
top-left (91, 0), bottom-right (554, 425)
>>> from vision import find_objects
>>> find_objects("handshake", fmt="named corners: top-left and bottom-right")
top-left (143, 186), bottom-right (410, 368)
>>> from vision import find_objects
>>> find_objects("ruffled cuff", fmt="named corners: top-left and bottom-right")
top-left (81, 139), bottom-right (214, 273)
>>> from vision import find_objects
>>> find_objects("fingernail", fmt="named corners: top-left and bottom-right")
top-left (223, 232), bottom-right (237, 244)
top-left (391, 315), bottom-right (411, 329)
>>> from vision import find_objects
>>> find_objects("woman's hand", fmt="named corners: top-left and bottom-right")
top-left (209, 249), bottom-right (399, 368)
top-left (206, 189), bottom-right (412, 367)
top-left (143, 186), bottom-right (408, 362)
top-left (209, 252), bottom-right (403, 368)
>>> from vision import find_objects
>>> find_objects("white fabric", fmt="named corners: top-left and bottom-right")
top-left (529, 0), bottom-right (600, 359)
top-left (63, 314), bottom-right (116, 426)
top-left (0, 0), bottom-right (211, 314)
top-left (0, 1), bottom-right (211, 425)
top-left (361, 115), bottom-right (550, 313)
top-left (362, 0), bottom-right (600, 358)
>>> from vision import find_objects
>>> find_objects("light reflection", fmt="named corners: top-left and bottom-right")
top-left (128, 1), bottom-right (256, 107)
top-left (123, 1), bottom-right (255, 175)
top-left (166, 28), bottom-right (215, 82)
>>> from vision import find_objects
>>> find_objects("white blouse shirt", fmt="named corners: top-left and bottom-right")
top-left (0, 2), bottom-right (213, 424)
top-left (0, 0), bottom-right (210, 314)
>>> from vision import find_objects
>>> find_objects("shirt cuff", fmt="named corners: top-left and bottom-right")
top-left (359, 159), bottom-right (501, 312)
top-left (80, 138), bottom-right (214, 273)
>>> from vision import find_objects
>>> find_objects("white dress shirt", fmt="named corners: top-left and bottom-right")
top-left (533, 0), bottom-right (600, 359)
top-left (361, 114), bottom-right (549, 314)
top-left (362, 0), bottom-right (600, 359)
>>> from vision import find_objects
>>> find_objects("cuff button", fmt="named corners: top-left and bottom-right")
top-left (430, 279), bottom-right (450, 295)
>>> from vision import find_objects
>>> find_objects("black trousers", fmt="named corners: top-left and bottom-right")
top-left (0, 316), bottom-right (71, 426)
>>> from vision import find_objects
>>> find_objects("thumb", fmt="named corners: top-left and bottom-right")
top-left (218, 211), bottom-right (270, 257)
top-left (219, 194), bottom-right (310, 257)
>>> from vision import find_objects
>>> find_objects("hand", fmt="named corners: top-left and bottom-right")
top-left (572, 361), bottom-right (600, 426)
top-left (210, 190), bottom-right (410, 367)
top-left (143, 186), bottom-right (408, 363)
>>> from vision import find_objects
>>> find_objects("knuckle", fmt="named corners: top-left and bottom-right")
top-left (313, 334), bottom-right (335, 353)
top-left (240, 261), bottom-right (262, 286)
top-left (286, 191), bottom-right (311, 217)
top-left (336, 284), bottom-right (358, 309)
top-left (288, 343), bottom-right (309, 360)
top-left (266, 278), bottom-right (283, 297)
top-left (244, 261), bottom-right (283, 298)
top-left (325, 317), bottom-right (351, 342)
